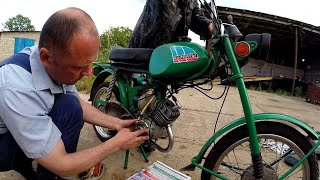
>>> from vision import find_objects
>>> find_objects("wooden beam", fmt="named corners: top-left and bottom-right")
top-left (291, 27), bottom-right (298, 96)
top-left (218, 8), bottom-right (320, 35)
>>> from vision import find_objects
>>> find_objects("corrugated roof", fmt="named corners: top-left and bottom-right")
top-left (217, 6), bottom-right (320, 49)
top-left (217, 6), bottom-right (320, 69)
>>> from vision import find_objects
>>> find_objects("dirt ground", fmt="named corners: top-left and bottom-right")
top-left (1, 85), bottom-right (319, 180)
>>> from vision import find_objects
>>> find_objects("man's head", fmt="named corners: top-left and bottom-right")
top-left (39, 7), bottom-right (100, 85)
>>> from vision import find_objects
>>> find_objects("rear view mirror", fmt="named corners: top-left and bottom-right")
top-left (245, 33), bottom-right (271, 60)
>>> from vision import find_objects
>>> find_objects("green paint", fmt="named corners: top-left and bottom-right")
top-left (149, 42), bottom-right (211, 81)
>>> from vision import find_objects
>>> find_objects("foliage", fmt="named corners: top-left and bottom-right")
top-left (248, 86), bottom-right (263, 92)
top-left (76, 26), bottom-right (132, 94)
top-left (98, 26), bottom-right (132, 62)
top-left (248, 85), bottom-right (273, 93)
top-left (249, 85), bottom-right (305, 98)
top-left (75, 76), bottom-right (95, 94)
top-left (275, 89), bottom-right (290, 96)
top-left (2, 14), bottom-right (35, 31)
top-left (294, 86), bottom-right (304, 97)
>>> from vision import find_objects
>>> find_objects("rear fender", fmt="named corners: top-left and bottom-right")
top-left (194, 113), bottom-right (319, 164)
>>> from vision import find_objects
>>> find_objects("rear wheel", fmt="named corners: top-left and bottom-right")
top-left (92, 82), bottom-right (119, 142)
top-left (201, 122), bottom-right (319, 180)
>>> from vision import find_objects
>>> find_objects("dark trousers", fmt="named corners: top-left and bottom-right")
top-left (0, 94), bottom-right (84, 179)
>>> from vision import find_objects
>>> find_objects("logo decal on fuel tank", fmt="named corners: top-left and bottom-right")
top-left (170, 46), bottom-right (199, 63)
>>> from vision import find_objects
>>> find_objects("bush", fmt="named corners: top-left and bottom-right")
top-left (75, 76), bottom-right (95, 94)
top-left (294, 86), bottom-right (303, 97)
top-left (275, 89), bottom-right (289, 96)
top-left (248, 86), bottom-right (263, 92)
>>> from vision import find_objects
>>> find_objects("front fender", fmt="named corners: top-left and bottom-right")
top-left (194, 113), bottom-right (319, 164)
top-left (89, 68), bottom-right (116, 101)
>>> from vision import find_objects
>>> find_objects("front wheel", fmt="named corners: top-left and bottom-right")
top-left (92, 82), bottom-right (119, 142)
top-left (201, 122), bottom-right (319, 180)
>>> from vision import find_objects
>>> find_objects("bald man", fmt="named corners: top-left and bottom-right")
top-left (0, 7), bottom-right (149, 179)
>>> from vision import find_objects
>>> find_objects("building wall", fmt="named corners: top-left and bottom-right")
top-left (242, 59), bottom-right (304, 80)
top-left (304, 58), bottom-right (320, 83)
top-left (0, 31), bottom-right (40, 61)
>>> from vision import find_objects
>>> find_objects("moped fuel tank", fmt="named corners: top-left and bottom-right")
top-left (149, 42), bottom-right (211, 81)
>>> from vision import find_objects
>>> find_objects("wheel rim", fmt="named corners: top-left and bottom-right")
top-left (93, 86), bottom-right (117, 139)
top-left (211, 134), bottom-right (310, 180)
top-left (92, 87), bottom-right (117, 108)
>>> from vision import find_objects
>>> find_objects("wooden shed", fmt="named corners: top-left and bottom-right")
top-left (217, 6), bottom-right (320, 96)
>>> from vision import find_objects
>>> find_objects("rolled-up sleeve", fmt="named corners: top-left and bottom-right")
top-left (190, 0), bottom-right (212, 40)
top-left (0, 88), bottom-right (61, 159)
top-left (65, 85), bottom-right (79, 98)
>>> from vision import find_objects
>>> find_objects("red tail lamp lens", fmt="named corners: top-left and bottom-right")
top-left (235, 42), bottom-right (250, 57)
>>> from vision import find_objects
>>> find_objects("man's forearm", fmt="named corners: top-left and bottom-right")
top-left (36, 139), bottom-right (120, 177)
top-left (79, 98), bottom-right (120, 129)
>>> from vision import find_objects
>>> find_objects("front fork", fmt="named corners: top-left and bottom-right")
top-left (224, 36), bottom-right (263, 178)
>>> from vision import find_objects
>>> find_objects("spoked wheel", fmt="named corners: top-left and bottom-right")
top-left (201, 122), bottom-right (319, 180)
top-left (92, 82), bottom-right (119, 142)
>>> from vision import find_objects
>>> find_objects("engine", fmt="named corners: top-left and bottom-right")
top-left (136, 99), bottom-right (180, 136)
top-left (135, 97), bottom-right (181, 152)
top-left (152, 99), bottom-right (180, 127)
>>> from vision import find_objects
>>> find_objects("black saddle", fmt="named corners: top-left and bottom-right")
top-left (109, 48), bottom-right (154, 70)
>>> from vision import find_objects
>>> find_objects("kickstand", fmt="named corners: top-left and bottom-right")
top-left (123, 145), bottom-right (149, 169)
top-left (139, 145), bottom-right (149, 162)
top-left (124, 150), bottom-right (129, 169)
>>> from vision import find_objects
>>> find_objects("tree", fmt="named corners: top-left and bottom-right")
top-left (98, 26), bottom-right (132, 62)
top-left (2, 14), bottom-right (35, 31)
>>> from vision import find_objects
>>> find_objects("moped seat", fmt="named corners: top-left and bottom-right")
top-left (109, 47), bottom-right (154, 69)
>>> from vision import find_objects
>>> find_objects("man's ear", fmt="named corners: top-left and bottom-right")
top-left (39, 47), bottom-right (52, 66)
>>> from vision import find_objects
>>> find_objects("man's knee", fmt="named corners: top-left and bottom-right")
top-left (49, 94), bottom-right (84, 129)
top-left (0, 133), bottom-right (18, 171)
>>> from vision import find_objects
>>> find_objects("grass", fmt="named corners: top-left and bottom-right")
top-left (75, 76), bottom-right (95, 94)
top-left (274, 89), bottom-right (290, 96)
top-left (248, 85), bottom-right (304, 98)
top-left (248, 86), bottom-right (265, 92)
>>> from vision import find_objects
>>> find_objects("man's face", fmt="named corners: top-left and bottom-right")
top-left (41, 33), bottom-right (100, 85)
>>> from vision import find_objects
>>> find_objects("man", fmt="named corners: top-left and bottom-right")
top-left (0, 7), bottom-right (149, 179)
top-left (129, 0), bottom-right (215, 49)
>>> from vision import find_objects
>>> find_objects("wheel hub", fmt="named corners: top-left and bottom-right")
top-left (98, 105), bottom-right (105, 112)
top-left (241, 164), bottom-right (278, 180)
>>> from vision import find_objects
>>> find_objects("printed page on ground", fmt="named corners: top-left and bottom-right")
top-left (127, 161), bottom-right (191, 180)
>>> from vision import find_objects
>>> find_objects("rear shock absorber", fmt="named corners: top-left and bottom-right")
top-left (105, 71), bottom-right (117, 104)
top-left (253, 154), bottom-right (264, 179)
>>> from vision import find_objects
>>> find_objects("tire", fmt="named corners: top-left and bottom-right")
top-left (91, 82), bottom-right (120, 142)
top-left (201, 122), bottom-right (319, 180)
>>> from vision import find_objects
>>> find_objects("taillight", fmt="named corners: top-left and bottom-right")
top-left (234, 42), bottom-right (250, 57)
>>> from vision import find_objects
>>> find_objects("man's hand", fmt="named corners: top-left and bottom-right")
top-left (36, 127), bottom-right (148, 177)
top-left (206, 23), bottom-right (216, 58)
top-left (114, 119), bottom-right (137, 132)
top-left (112, 128), bottom-right (149, 150)
top-left (208, 22), bottom-right (215, 37)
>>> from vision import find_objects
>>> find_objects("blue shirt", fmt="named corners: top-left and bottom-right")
top-left (0, 46), bottom-right (79, 159)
